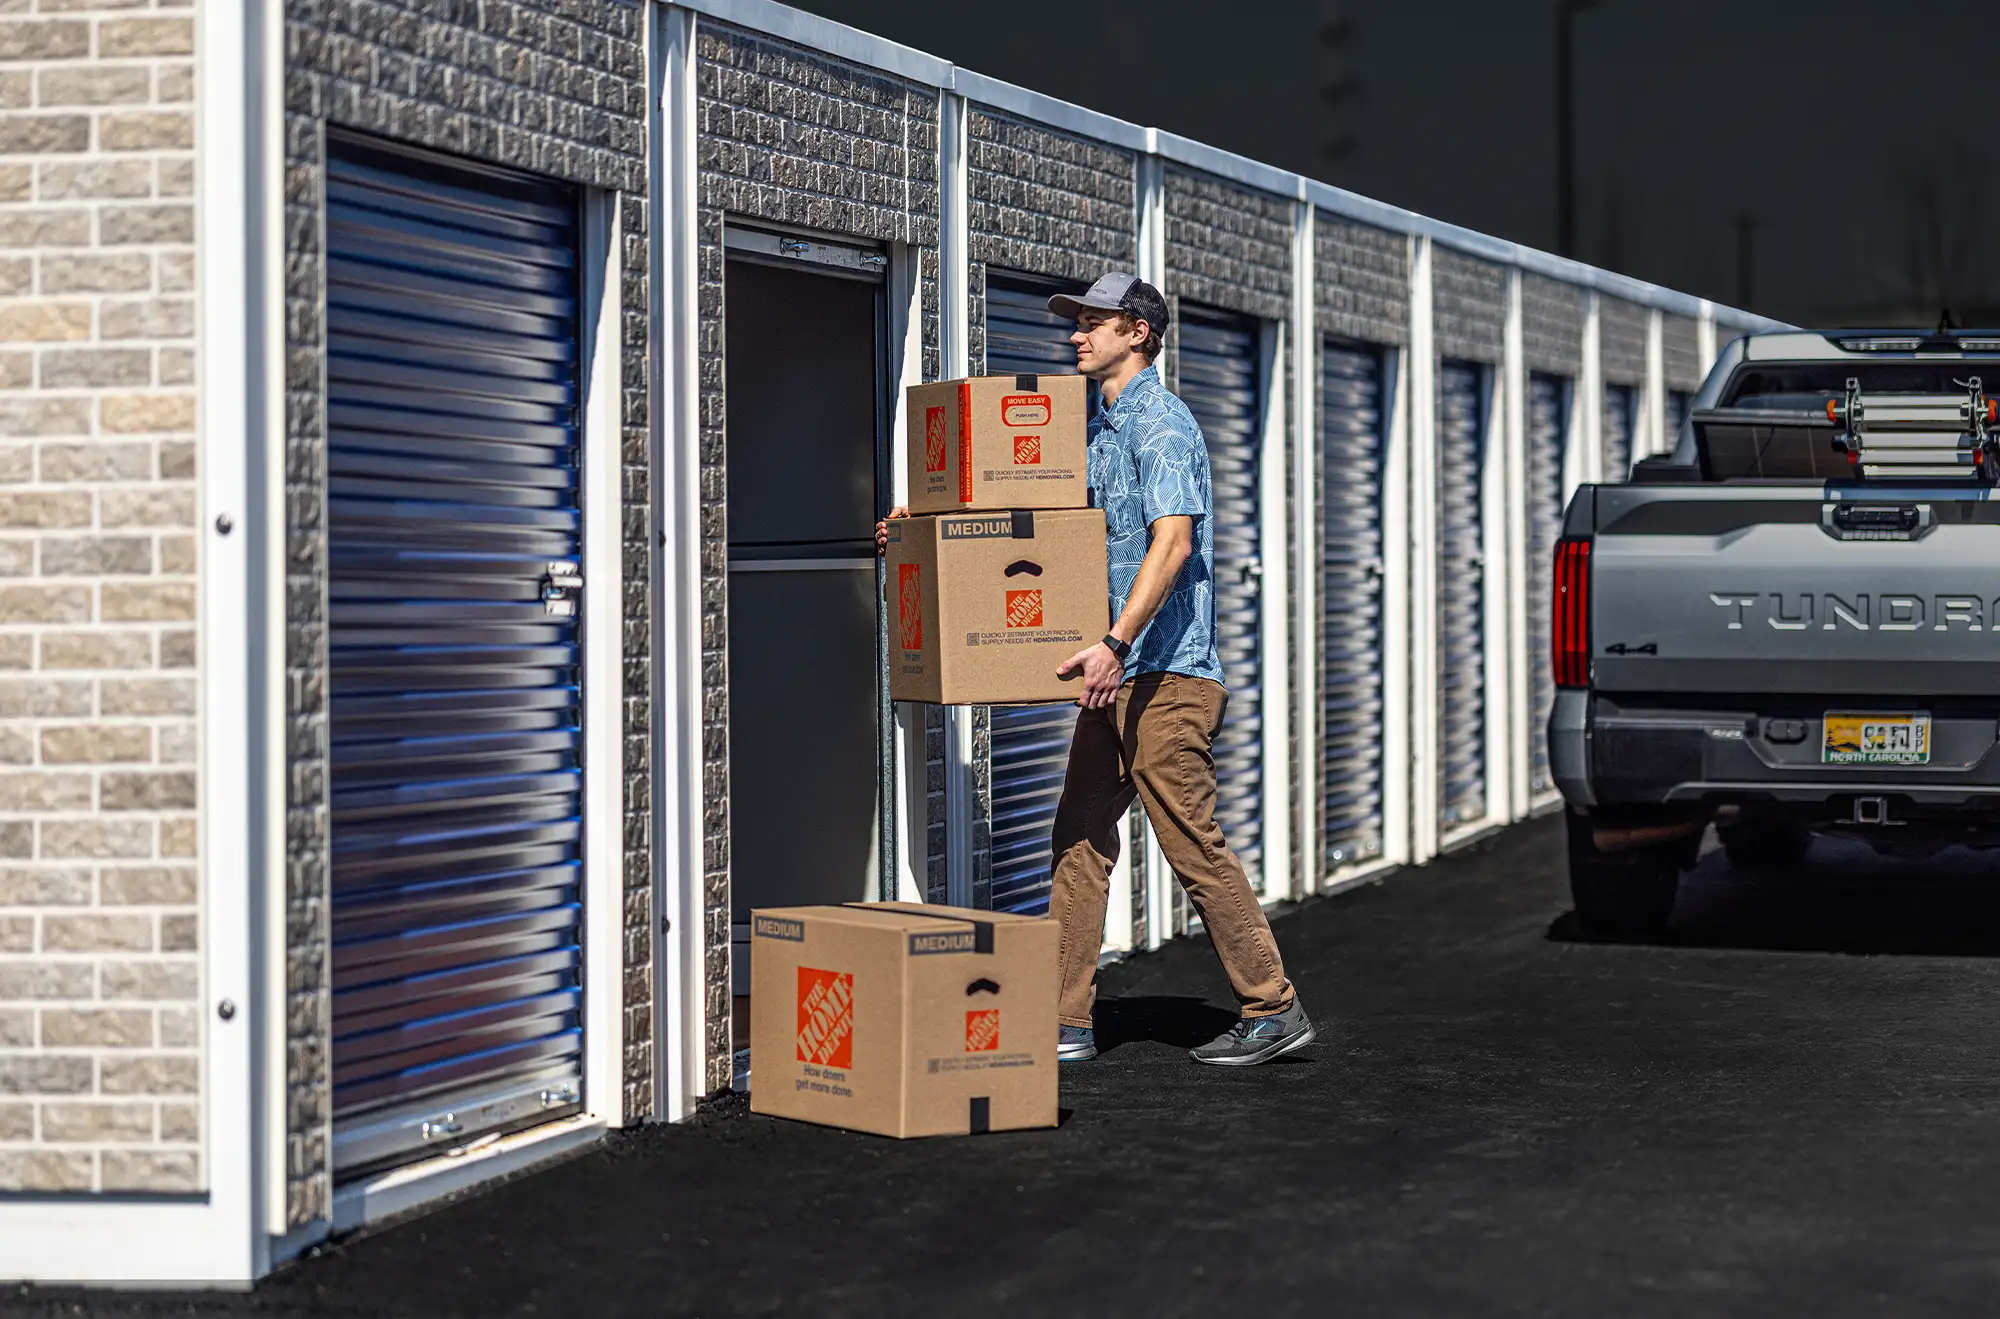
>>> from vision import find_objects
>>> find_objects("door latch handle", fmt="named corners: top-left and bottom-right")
top-left (421, 1114), bottom-right (462, 1141)
top-left (541, 562), bottom-right (582, 617)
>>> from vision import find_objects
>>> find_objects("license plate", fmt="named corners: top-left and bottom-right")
top-left (1822, 712), bottom-right (1931, 765)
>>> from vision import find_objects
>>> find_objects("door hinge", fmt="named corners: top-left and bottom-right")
top-left (542, 562), bottom-right (583, 617)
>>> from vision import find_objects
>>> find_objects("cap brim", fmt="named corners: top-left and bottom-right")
top-left (1047, 293), bottom-right (1120, 319)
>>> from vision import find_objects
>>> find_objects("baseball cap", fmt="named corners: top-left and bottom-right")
top-left (1048, 272), bottom-right (1170, 334)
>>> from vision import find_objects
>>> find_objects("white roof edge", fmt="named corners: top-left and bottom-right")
top-left (952, 71), bottom-right (1151, 153)
top-left (1152, 131), bottom-right (1305, 203)
top-left (673, 0), bottom-right (1796, 333)
top-left (674, 0), bottom-right (953, 88)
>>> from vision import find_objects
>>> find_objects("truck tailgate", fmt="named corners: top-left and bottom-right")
top-left (1587, 486), bottom-right (2000, 695)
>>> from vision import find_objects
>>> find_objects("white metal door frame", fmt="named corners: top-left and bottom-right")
top-left (1404, 236), bottom-right (1439, 865)
top-left (653, 1), bottom-right (707, 1126)
top-left (1500, 270), bottom-right (1529, 826)
top-left (1289, 204), bottom-right (1318, 898)
top-left (1256, 316), bottom-right (1292, 903)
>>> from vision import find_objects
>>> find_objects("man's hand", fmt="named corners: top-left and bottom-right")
top-left (1058, 641), bottom-right (1125, 709)
top-left (875, 506), bottom-right (909, 556)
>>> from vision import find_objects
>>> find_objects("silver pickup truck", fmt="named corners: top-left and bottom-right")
top-left (1551, 325), bottom-right (2000, 936)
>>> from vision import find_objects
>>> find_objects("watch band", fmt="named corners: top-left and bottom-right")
top-left (1102, 634), bottom-right (1132, 662)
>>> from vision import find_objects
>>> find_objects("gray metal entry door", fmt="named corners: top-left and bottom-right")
top-left (1526, 373), bottom-right (1569, 795)
top-left (1178, 309), bottom-right (1264, 884)
top-left (1602, 382), bottom-right (1636, 482)
top-left (1436, 360), bottom-right (1488, 831)
top-left (325, 140), bottom-right (586, 1176)
top-left (1320, 340), bottom-right (1386, 873)
top-left (724, 240), bottom-right (890, 978)
top-left (984, 278), bottom-right (1085, 915)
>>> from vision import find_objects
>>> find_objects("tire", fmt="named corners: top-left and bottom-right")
top-left (1718, 819), bottom-right (1811, 874)
top-left (1566, 808), bottom-right (1681, 940)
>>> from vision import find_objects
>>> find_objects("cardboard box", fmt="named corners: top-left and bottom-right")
top-left (883, 508), bottom-right (1108, 705)
top-left (748, 902), bottom-right (1059, 1139)
top-left (905, 374), bottom-right (1090, 514)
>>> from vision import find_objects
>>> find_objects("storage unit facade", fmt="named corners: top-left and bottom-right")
top-left (0, 0), bottom-right (1781, 1285)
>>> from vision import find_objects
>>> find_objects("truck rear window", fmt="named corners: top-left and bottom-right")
top-left (1701, 363), bottom-right (2000, 480)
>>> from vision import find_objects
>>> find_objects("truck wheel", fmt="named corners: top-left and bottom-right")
top-left (1718, 819), bottom-right (1811, 874)
top-left (1565, 809), bottom-right (1680, 940)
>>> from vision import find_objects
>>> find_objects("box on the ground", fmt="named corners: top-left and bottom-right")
top-left (883, 508), bottom-right (1108, 705)
top-left (748, 902), bottom-right (1059, 1139)
top-left (904, 374), bottom-right (1090, 514)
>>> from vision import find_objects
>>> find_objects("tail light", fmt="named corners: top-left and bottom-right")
top-left (1553, 537), bottom-right (1592, 688)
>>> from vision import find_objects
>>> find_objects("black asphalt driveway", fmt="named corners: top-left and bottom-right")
top-left (27, 814), bottom-right (2000, 1317)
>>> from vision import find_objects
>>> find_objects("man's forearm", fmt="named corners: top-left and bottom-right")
top-left (1110, 537), bottom-right (1190, 645)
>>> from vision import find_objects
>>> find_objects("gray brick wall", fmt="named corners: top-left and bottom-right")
top-left (1600, 296), bottom-right (1649, 384)
top-left (1164, 168), bottom-right (1290, 322)
top-left (1315, 214), bottom-right (1408, 346)
top-left (1433, 247), bottom-right (1506, 364)
top-left (284, 0), bottom-right (649, 1225)
top-left (967, 108), bottom-right (1134, 281)
top-left (1663, 313), bottom-right (1701, 390)
top-left (0, 2), bottom-right (200, 1196)
top-left (1522, 272), bottom-right (1586, 378)
top-left (695, 20), bottom-right (940, 1092)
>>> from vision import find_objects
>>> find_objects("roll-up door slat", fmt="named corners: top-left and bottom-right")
top-left (1665, 389), bottom-right (1691, 453)
top-left (1321, 341), bottom-right (1385, 871)
top-left (1437, 361), bottom-right (1487, 830)
top-left (325, 140), bottom-right (584, 1179)
top-left (1179, 309), bottom-right (1263, 885)
top-left (984, 281), bottom-right (1088, 915)
top-left (1527, 374), bottom-right (1569, 794)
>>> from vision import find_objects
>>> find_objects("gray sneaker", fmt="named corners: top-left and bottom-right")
top-left (1189, 1001), bottom-right (1315, 1066)
top-left (1058, 1024), bottom-right (1097, 1062)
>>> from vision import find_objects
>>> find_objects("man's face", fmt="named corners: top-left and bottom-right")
top-left (1071, 308), bottom-right (1148, 380)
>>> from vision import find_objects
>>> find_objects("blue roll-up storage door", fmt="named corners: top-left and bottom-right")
top-left (1178, 309), bottom-right (1264, 885)
top-left (1437, 360), bottom-right (1487, 831)
top-left (1526, 374), bottom-right (1569, 795)
top-left (324, 140), bottom-right (585, 1176)
top-left (984, 280), bottom-right (1085, 914)
top-left (1602, 382), bottom-right (1636, 482)
top-left (1320, 340), bottom-right (1385, 873)
top-left (1665, 389), bottom-right (1691, 452)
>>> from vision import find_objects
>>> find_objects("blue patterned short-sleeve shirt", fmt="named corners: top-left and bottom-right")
top-left (1087, 364), bottom-right (1224, 686)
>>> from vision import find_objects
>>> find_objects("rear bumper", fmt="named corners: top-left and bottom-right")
top-left (1550, 693), bottom-right (2000, 815)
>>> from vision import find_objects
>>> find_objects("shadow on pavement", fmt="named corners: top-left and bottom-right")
top-left (1089, 995), bottom-right (1236, 1053)
top-left (1549, 833), bottom-right (2000, 958)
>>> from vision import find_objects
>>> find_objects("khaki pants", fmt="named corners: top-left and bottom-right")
top-left (1049, 671), bottom-right (1294, 1028)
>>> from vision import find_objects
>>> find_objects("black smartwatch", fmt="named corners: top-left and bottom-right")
top-left (1102, 634), bottom-right (1132, 663)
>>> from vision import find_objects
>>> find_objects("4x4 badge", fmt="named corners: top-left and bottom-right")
top-left (1601, 642), bottom-right (1658, 656)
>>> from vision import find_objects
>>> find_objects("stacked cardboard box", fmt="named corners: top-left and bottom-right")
top-left (884, 374), bottom-right (1108, 705)
top-left (748, 902), bottom-right (1059, 1138)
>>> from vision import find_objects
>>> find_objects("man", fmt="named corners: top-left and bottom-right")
top-left (879, 271), bottom-right (1312, 1068)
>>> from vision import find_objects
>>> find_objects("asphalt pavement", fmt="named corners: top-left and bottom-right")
top-left (24, 813), bottom-right (2000, 1318)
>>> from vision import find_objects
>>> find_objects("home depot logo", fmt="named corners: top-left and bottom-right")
top-left (796, 966), bottom-right (854, 1069)
top-left (924, 405), bottom-right (947, 473)
top-left (1013, 434), bottom-right (1042, 465)
top-left (1005, 589), bottom-right (1043, 629)
top-left (897, 564), bottom-right (923, 650)
top-left (1000, 394), bottom-right (1051, 427)
top-left (965, 1009), bottom-right (1000, 1053)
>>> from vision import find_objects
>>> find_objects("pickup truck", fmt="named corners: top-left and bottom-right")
top-left (1551, 325), bottom-right (2000, 936)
